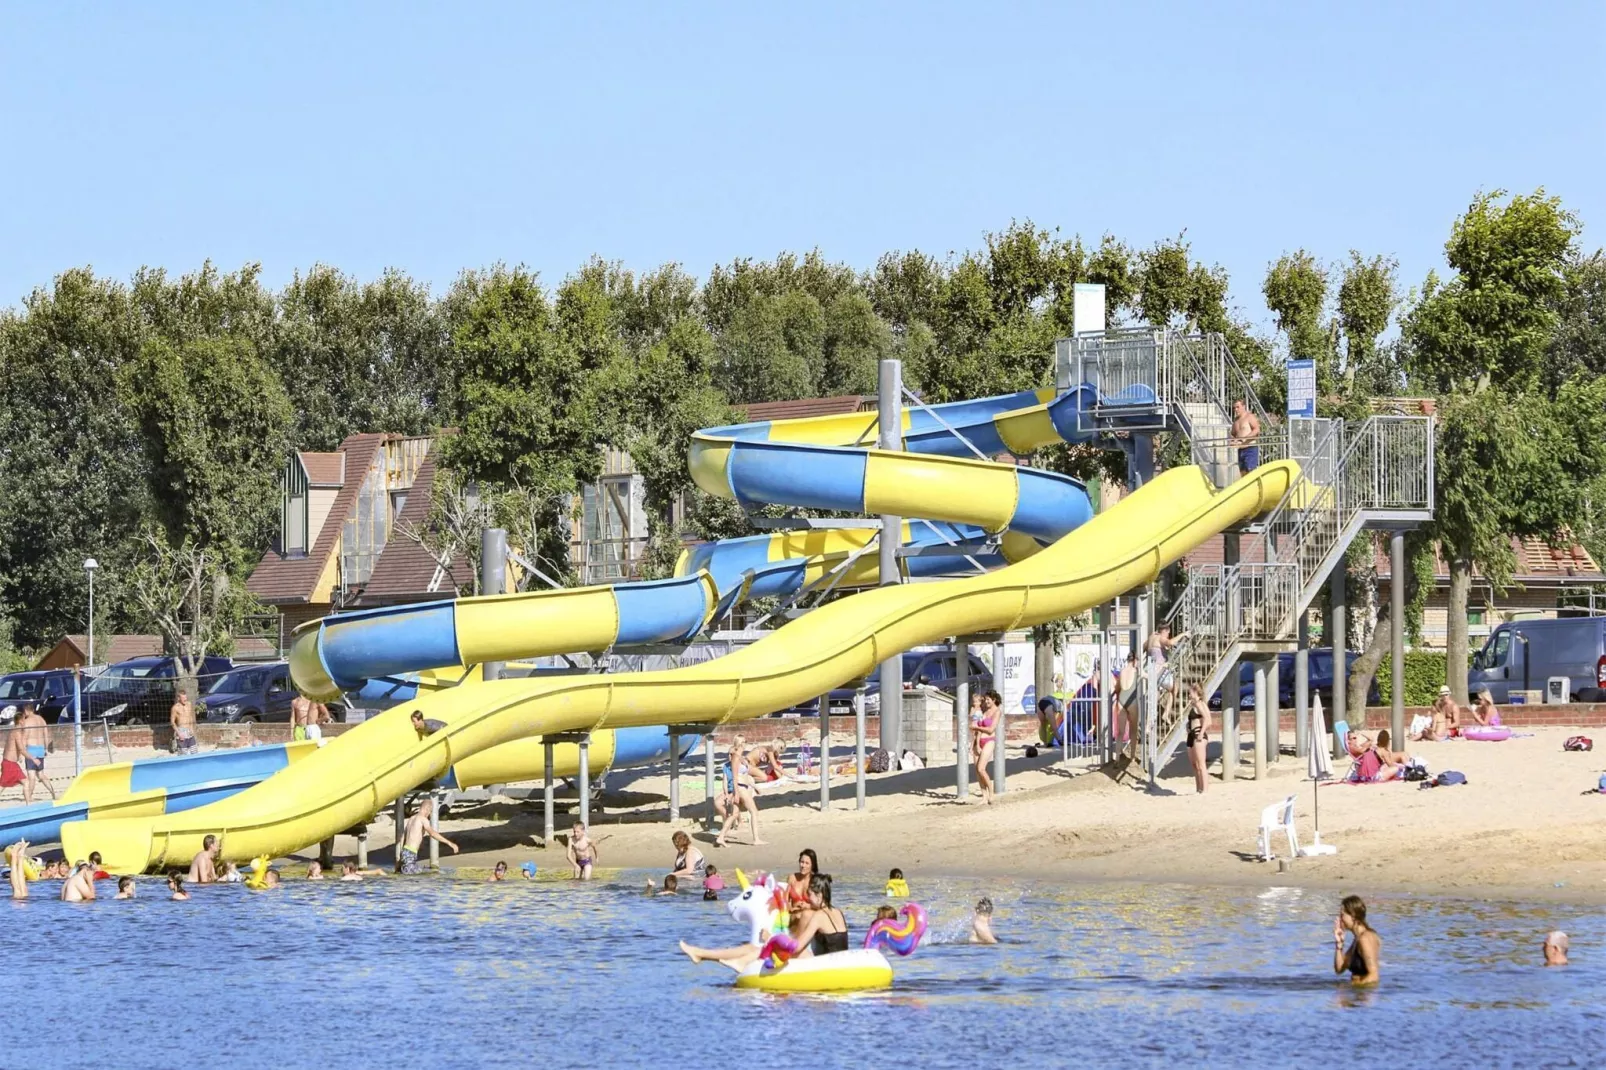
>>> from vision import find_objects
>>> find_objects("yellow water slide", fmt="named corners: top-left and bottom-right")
top-left (64, 461), bottom-right (1295, 874)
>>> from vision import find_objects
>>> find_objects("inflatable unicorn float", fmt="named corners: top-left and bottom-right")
top-left (710, 869), bottom-right (927, 992)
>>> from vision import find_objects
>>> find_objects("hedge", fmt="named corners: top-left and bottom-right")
top-left (1372, 651), bottom-right (1448, 707)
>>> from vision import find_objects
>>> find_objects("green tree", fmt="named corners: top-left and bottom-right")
top-left (1263, 250), bottom-right (1336, 392)
top-left (1336, 252), bottom-right (1400, 397)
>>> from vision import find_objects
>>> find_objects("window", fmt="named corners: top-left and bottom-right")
top-left (1487, 630), bottom-right (1511, 667)
top-left (282, 456), bottom-right (310, 557)
top-left (1468, 607), bottom-right (1486, 626)
top-left (342, 458), bottom-right (390, 587)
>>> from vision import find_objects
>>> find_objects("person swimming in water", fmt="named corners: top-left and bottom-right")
top-left (1543, 931), bottom-right (1569, 966)
top-left (115, 876), bottom-right (136, 899)
top-left (1333, 894), bottom-right (1380, 986)
top-left (167, 873), bottom-right (189, 901)
top-left (970, 897), bottom-right (998, 944)
top-left (7, 839), bottom-right (29, 900)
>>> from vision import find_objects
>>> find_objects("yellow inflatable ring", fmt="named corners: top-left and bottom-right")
top-left (733, 949), bottom-right (893, 993)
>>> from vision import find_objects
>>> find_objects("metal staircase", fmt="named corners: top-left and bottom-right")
top-left (1150, 414), bottom-right (1435, 774)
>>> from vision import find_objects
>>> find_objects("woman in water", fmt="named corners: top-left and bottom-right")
top-left (668, 831), bottom-right (705, 881)
top-left (1185, 682), bottom-right (1211, 794)
top-left (785, 849), bottom-right (819, 910)
top-left (972, 689), bottom-right (1001, 804)
top-left (1333, 894), bottom-right (1380, 986)
top-left (679, 874), bottom-right (847, 971)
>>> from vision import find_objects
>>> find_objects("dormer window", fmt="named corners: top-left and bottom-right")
top-left (282, 456), bottom-right (310, 558)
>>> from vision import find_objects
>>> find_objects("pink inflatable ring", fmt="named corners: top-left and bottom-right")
top-left (1463, 726), bottom-right (1512, 742)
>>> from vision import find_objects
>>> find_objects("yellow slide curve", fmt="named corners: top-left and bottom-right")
top-left (64, 461), bottom-right (1295, 874)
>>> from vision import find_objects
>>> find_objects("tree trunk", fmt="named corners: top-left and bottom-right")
top-left (1035, 636), bottom-right (1056, 704)
top-left (1347, 608), bottom-right (1389, 725)
top-left (1446, 555), bottom-right (1473, 705)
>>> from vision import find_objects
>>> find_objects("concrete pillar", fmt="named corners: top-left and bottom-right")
top-left (578, 736), bottom-right (591, 829)
top-left (1098, 603), bottom-right (1114, 766)
top-left (1266, 657), bottom-right (1281, 764)
top-left (668, 731), bottom-right (680, 823)
top-left (543, 740), bottom-right (555, 847)
top-left (357, 830), bottom-right (369, 868)
top-left (1391, 531), bottom-right (1405, 744)
top-left (392, 795), bottom-right (405, 870)
top-left (1295, 610), bottom-right (1310, 759)
top-left (480, 528), bottom-right (507, 683)
top-left (954, 637), bottom-right (970, 800)
top-left (818, 693), bottom-right (831, 814)
top-left (993, 638), bottom-right (1008, 793)
top-left (1253, 658), bottom-right (1269, 781)
top-left (705, 733), bottom-right (717, 828)
top-left (1330, 564), bottom-right (1347, 757)
top-left (1222, 533), bottom-right (1241, 781)
top-left (877, 358), bottom-right (905, 757)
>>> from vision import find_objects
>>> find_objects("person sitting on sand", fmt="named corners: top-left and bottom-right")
top-left (566, 821), bottom-right (598, 879)
top-left (1345, 733), bottom-right (1400, 783)
top-left (970, 897), bottom-right (998, 944)
top-left (746, 743), bottom-right (786, 782)
top-left (1432, 686), bottom-right (1463, 738)
top-left (168, 873), bottom-right (189, 900)
top-left (1374, 729), bottom-right (1410, 766)
top-left (115, 876), bottom-right (136, 899)
top-left (187, 834), bottom-right (221, 884)
top-left (1543, 930), bottom-right (1569, 966)
top-left (679, 873), bottom-right (848, 971)
top-left (668, 831), bottom-right (705, 880)
top-left (1333, 894), bottom-right (1380, 986)
top-left (61, 861), bottom-right (96, 902)
top-left (1471, 689), bottom-right (1500, 728)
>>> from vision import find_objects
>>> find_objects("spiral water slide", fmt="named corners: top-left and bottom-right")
top-left (65, 380), bottom-right (1297, 873)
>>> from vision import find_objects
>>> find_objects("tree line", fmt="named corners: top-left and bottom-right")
top-left (0, 197), bottom-right (1601, 704)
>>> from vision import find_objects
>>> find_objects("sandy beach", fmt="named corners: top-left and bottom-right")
top-left (267, 725), bottom-right (1606, 904)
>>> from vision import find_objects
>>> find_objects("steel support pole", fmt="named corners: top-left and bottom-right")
top-left (1099, 603), bottom-right (1114, 766)
top-left (954, 638), bottom-right (970, 800)
top-left (818, 693), bottom-right (831, 813)
top-left (993, 638), bottom-right (1007, 793)
top-left (876, 359), bottom-right (904, 757)
top-left (357, 831), bottom-right (369, 868)
top-left (1390, 531), bottom-right (1405, 745)
top-left (854, 686), bottom-right (867, 810)
top-left (1222, 533), bottom-right (1241, 781)
top-left (578, 736), bottom-right (591, 829)
top-left (668, 731), bottom-right (680, 823)
top-left (72, 669), bottom-right (84, 776)
top-left (1330, 564), bottom-right (1347, 757)
top-left (479, 528), bottom-right (507, 683)
top-left (543, 740), bottom-right (555, 846)
top-left (1295, 610), bottom-right (1310, 759)
top-left (392, 796), bottom-right (405, 870)
top-left (1253, 658), bottom-right (1268, 781)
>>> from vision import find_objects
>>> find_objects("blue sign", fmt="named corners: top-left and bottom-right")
top-left (1287, 359), bottom-right (1316, 419)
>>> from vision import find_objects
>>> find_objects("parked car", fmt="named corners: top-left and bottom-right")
top-left (82, 655), bottom-right (234, 725)
top-left (1469, 617), bottom-right (1606, 703)
top-left (0, 669), bottom-right (86, 725)
top-left (201, 662), bottom-right (344, 723)
top-left (1209, 648), bottom-right (1380, 711)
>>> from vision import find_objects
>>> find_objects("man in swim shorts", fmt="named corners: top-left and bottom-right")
top-left (397, 797), bottom-right (458, 874)
top-left (18, 703), bottom-right (54, 803)
top-left (291, 693), bottom-right (314, 741)
top-left (170, 690), bottom-right (198, 755)
top-left (1231, 399), bottom-right (1261, 475)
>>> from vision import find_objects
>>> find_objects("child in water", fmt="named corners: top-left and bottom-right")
top-left (566, 821), bottom-right (598, 879)
top-left (645, 874), bottom-right (679, 896)
top-left (969, 897), bottom-right (997, 944)
top-left (702, 863), bottom-right (725, 892)
top-left (115, 876), bottom-right (136, 899)
top-left (885, 868), bottom-right (909, 897)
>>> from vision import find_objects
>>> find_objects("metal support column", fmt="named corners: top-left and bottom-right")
top-left (1390, 531), bottom-right (1405, 745)
top-left (1266, 657), bottom-right (1281, 764)
top-left (993, 637), bottom-right (1007, 793)
top-left (854, 686), bottom-right (867, 810)
top-left (1222, 533), bottom-right (1241, 781)
top-left (319, 837), bottom-right (334, 868)
top-left (668, 731), bottom-right (680, 823)
top-left (818, 693), bottom-right (831, 813)
top-left (480, 528), bottom-right (507, 683)
top-left (1330, 565), bottom-right (1347, 757)
top-left (1253, 658), bottom-right (1269, 781)
top-left (705, 735), bottom-right (718, 828)
top-left (954, 637), bottom-right (971, 800)
top-left (543, 740), bottom-right (555, 846)
top-left (876, 358), bottom-right (905, 757)
top-left (1098, 603), bottom-right (1114, 766)
top-left (578, 735), bottom-right (591, 829)
top-left (392, 796), bottom-right (405, 868)
top-left (1295, 610), bottom-right (1310, 759)
top-left (357, 830), bottom-right (369, 868)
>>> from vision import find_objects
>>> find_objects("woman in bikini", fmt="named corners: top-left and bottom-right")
top-left (679, 874), bottom-right (848, 971)
top-left (972, 689), bottom-right (1001, 804)
top-left (1185, 682), bottom-right (1211, 794)
top-left (785, 849), bottom-right (819, 911)
top-left (715, 735), bottom-right (766, 847)
top-left (1333, 894), bottom-right (1381, 986)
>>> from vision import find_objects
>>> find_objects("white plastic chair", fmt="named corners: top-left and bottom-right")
top-left (1257, 794), bottom-right (1300, 861)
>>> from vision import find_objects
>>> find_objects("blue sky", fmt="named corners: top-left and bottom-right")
top-left (2, 2), bottom-right (1602, 333)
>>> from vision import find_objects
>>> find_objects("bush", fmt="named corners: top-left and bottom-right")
top-left (1373, 651), bottom-right (1447, 707)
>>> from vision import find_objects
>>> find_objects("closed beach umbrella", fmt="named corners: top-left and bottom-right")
top-left (1307, 693), bottom-right (1334, 852)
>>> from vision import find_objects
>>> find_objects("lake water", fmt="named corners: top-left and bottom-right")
top-left (16, 871), bottom-right (1603, 1068)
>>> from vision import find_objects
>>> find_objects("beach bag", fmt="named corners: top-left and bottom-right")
top-left (1427, 770), bottom-right (1467, 787)
top-left (1402, 762), bottom-right (1430, 782)
top-left (1564, 735), bottom-right (1593, 752)
top-left (867, 748), bottom-right (892, 774)
top-left (898, 750), bottom-right (923, 771)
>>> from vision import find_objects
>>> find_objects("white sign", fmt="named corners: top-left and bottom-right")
top-left (1287, 358), bottom-right (1316, 418)
top-left (979, 643), bottom-right (1035, 714)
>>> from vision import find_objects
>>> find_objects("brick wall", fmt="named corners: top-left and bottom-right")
top-left (46, 721), bottom-right (355, 753)
top-left (1276, 703), bottom-right (1606, 731)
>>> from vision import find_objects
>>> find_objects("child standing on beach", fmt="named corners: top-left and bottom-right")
top-left (567, 821), bottom-right (598, 879)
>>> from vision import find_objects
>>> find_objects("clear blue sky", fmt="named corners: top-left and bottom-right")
top-left (3, 2), bottom-right (1602, 332)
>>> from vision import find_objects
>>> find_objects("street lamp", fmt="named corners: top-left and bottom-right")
top-left (83, 558), bottom-right (98, 668)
